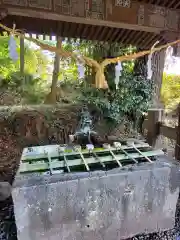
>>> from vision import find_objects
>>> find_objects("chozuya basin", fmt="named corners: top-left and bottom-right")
top-left (12, 139), bottom-right (180, 240)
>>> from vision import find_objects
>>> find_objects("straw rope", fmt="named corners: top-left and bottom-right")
top-left (0, 23), bottom-right (180, 89)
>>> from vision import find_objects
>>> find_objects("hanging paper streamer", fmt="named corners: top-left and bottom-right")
top-left (74, 50), bottom-right (85, 79)
top-left (147, 54), bottom-right (153, 80)
top-left (164, 46), bottom-right (173, 72)
top-left (9, 35), bottom-right (18, 61)
top-left (147, 41), bottom-right (159, 80)
top-left (114, 61), bottom-right (122, 89)
top-left (78, 63), bottom-right (85, 79)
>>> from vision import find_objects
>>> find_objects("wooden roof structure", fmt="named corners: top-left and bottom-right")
top-left (0, 0), bottom-right (180, 50)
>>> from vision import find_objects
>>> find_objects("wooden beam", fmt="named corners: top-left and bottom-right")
top-left (167, 0), bottom-right (178, 8)
top-left (163, 0), bottom-right (171, 7)
top-left (109, 28), bottom-right (119, 42)
top-left (62, 21), bottom-right (68, 38)
top-left (115, 29), bottom-right (125, 42)
top-left (7, 6), bottom-right (163, 34)
top-left (3, 0), bottom-right (180, 48)
top-left (99, 27), bottom-right (107, 41)
top-left (156, 0), bottom-right (162, 5)
top-left (143, 34), bottom-right (157, 49)
top-left (160, 125), bottom-right (177, 140)
top-left (161, 31), bottom-right (178, 42)
top-left (143, 120), bottom-right (177, 140)
top-left (120, 30), bottom-right (131, 44)
top-left (132, 31), bottom-right (143, 44)
top-left (104, 28), bottom-right (112, 42)
top-left (76, 24), bottom-right (82, 38)
top-left (92, 26), bottom-right (102, 40)
top-left (87, 25), bottom-right (93, 39)
top-left (139, 32), bottom-right (151, 48)
top-left (81, 24), bottom-right (89, 37)
top-left (135, 31), bottom-right (147, 46)
top-left (128, 31), bottom-right (139, 44)
top-left (174, 1), bottom-right (180, 8)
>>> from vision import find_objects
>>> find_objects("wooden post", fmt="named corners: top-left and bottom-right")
top-left (146, 49), bottom-right (166, 146)
top-left (175, 104), bottom-right (180, 160)
top-left (20, 36), bottom-right (25, 75)
top-left (151, 50), bottom-right (166, 109)
top-left (146, 110), bottom-right (161, 147)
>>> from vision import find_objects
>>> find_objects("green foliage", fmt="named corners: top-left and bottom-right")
top-left (59, 41), bottom-right (151, 126)
top-left (161, 73), bottom-right (180, 109)
top-left (0, 36), bottom-right (49, 79)
top-left (0, 35), bottom-right (50, 104)
top-left (0, 35), bottom-right (152, 113)
top-left (0, 36), bottom-right (18, 78)
top-left (0, 71), bottom-right (48, 104)
top-left (79, 70), bottom-right (152, 124)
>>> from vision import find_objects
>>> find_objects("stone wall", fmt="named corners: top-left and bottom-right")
top-left (0, 105), bottom-right (81, 148)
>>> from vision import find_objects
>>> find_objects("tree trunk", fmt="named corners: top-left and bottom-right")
top-left (20, 36), bottom-right (25, 75)
top-left (45, 36), bottom-right (62, 104)
top-left (150, 50), bottom-right (166, 110)
top-left (133, 55), bottom-right (148, 78)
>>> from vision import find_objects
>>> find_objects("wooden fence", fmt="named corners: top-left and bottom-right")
top-left (144, 104), bottom-right (180, 160)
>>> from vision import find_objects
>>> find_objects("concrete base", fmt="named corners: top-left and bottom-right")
top-left (12, 157), bottom-right (180, 240)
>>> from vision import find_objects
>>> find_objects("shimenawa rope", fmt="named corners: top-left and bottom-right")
top-left (0, 23), bottom-right (180, 89)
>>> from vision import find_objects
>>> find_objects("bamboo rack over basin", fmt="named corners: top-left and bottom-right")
top-left (19, 139), bottom-right (164, 174)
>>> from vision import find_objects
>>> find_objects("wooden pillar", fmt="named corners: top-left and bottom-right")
top-left (20, 36), bottom-right (25, 75)
top-left (146, 110), bottom-right (161, 146)
top-left (175, 104), bottom-right (180, 160)
top-left (146, 50), bottom-right (166, 146)
top-left (151, 49), bottom-right (166, 109)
